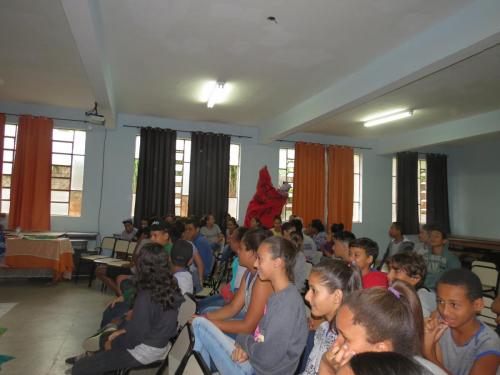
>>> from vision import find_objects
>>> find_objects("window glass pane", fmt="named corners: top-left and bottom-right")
top-left (69, 191), bottom-right (82, 217)
top-left (51, 190), bottom-right (70, 202)
top-left (176, 139), bottom-right (184, 150)
top-left (5, 124), bottom-right (17, 137)
top-left (175, 164), bottom-right (183, 172)
top-left (51, 178), bottom-right (70, 190)
top-left (288, 149), bottom-right (295, 159)
top-left (228, 165), bottom-right (238, 198)
top-left (354, 175), bottom-right (360, 202)
top-left (175, 198), bottom-right (181, 205)
top-left (2, 175), bottom-right (11, 188)
top-left (354, 154), bottom-right (360, 174)
top-left (51, 202), bottom-right (69, 216)
top-left (71, 155), bottom-right (85, 190)
top-left (1, 200), bottom-right (10, 213)
top-left (52, 154), bottom-right (72, 166)
top-left (279, 149), bottom-right (287, 169)
top-left (229, 144), bottom-right (240, 166)
top-left (392, 157), bottom-right (397, 176)
top-left (184, 141), bottom-right (191, 162)
top-left (2, 188), bottom-right (10, 200)
top-left (73, 131), bottom-right (86, 155)
top-left (53, 129), bottom-right (74, 142)
top-left (353, 202), bottom-right (359, 223)
top-left (3, 163), bottom-right (12, 175)
top-left (392, 204), bottom-right (397, 222)
top-left (176, 152), bottom-right (184, 161)
top-left (175, 186), bottom-right (181, 194)
top-left (228, 197), bottom-right (237, 219)
top-left (182, 165), bottom-right (190, 195)
top-left (53, 141), bottom-right (73, 154)
top-left (52, 165), bottom-right (71, 178)
top-left (3, 150), bottom-right (13, 162)
top-left (175, 175), bottom-right (182, 183)
top-left (392, 178), bottom-right (397, 202)
top-left (135, 136), bottom-right (141, 159)
top-left (4, 138), bottom-right (14, 150)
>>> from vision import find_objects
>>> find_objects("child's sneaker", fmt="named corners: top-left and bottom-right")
top-left (82, 326), bottom-right (117, 352)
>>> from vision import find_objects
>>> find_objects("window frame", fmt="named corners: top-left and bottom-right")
top-left (1, 124), bottom-right (86, 217)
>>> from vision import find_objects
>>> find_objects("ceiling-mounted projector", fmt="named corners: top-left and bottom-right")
top-left (85, 102), bottom-right (106, 125)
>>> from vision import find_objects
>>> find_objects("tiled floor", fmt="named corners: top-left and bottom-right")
top-left (0, 279), bottom-right (111, 375)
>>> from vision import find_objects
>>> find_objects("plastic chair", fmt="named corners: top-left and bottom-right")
top-left (478, 296), bottom-right (497, 328)
top-left (471, 261), bottom-right (498, 296)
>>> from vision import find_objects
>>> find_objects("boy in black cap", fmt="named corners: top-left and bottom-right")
top-left (171, 239), bottom-right (194, 295)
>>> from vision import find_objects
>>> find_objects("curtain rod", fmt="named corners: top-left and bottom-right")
top-left (3, 112), bottom-right (90, 125)
top-left (276, 139), bottom-right (372, 150)
top-left (123, 124), bottom-right (253, 139)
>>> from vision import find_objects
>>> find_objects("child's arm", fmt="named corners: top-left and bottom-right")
top-left (204, 273), bottom-right (247, 321)
top-left (469, 354), bottom-right (500, 375)
top-left (212, 277), bottom-right (273, 334)
top-left (423, 316), bottom-right (448, 369)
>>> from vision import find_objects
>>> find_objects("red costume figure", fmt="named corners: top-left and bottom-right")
top-left (244, 166), bottom-right (289, 229)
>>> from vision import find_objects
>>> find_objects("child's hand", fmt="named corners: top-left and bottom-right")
top-left (231, 344), bottom-right (249, 363)
top-left (107, 295), bottom-right (124, 309)
top-left (108, 328), bottom-right (126, 342)
top-left (424, 315), bottom-right (448, 346)
top-left (322, 341), bottom-right (356, 372)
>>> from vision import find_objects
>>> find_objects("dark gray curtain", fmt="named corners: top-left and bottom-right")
top-left (396, 152), bottom-right (419, 234)
top-left (133, 127), bottom-right (176, 226)
top-left (426, 153), bottom-right (450, 234)
top-left (188, 132), bottom-right (230, 225)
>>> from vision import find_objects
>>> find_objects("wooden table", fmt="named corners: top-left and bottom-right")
top-left (4, 238), bottom-right (74, 282)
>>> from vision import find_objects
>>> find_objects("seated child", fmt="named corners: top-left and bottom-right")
top-left (332, 231), bottom-right (356, 262)
top-left (379, 222), bottom-right (414, 268)
top-left (319, 280), bottom-right (446, 375)
top-left (302, 259), bottom-right (362, 375)
top-left (195, 229), bottom-right (273, 336)
top-left (421, 224), bottom-right (461, 290)
top-left (423, 268), bottom-right (500, 375)
top-left (196, 227), bottom-right (249, 312)
top-left (290, 231), bottom-right (309, 293)
top-left (349, 238), bottom-right (388, 289)
top-left (387, 252), bottom-right (436, 317)
top-left (71, 243), bottom-right (183, 375)
top-left (193, 236), bottom-right (308, 374)
top-left (414, 224), bottom-right (431, 255)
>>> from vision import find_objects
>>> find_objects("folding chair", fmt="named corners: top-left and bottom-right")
top-left (471, 261), bottom-right (499, 296)
top-left (76, 237), bottom-right (116, 286)
top-left (156, 324), bottom-right (194, 375)
top-left (179, 351), bottom-right (211, 375)
top-left (196, 255), bottom-right (231, 299)
top-left (478, 296), bottom-right (497, 328)
top-left (104, 241), bottom-right (137, 268)
top-left (178, 294), bottom-right (197, 328)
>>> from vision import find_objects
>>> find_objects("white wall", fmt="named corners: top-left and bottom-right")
top-left (0, 100), bottom-right (394, 249)
top-left (447, 137), bottom-right (500, 239)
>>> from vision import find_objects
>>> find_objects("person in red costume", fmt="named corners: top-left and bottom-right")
top-left (244, 166), bottom-right (290, 229)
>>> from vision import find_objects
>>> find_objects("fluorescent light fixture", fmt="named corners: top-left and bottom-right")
top-left (363, 109), bottom-right (413, 127)
top-left (199, 81), bottom-right (230, 108)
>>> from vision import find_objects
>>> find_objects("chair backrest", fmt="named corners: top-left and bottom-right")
top-left (178, 294), bottom-right (197, 328)
top-left (471, 261), bottom-right (498, 289)
top-left (180, 352), bottom-right (211, 375)
top-left (478, 296), bottom-right (497, 328)
top-left (304, 262), bottom-right (313, 281)
top-left (114, 239), bottom-right (130, 254)
top-left (100, 237), bottom-right (116, 257)
top-left (161, 324), bottom-right (193, 375)
top-left (127, 241), bottom-right (137, 255)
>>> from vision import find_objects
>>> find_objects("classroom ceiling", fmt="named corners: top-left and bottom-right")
top-left (1, 0), bottom-right (499, 143)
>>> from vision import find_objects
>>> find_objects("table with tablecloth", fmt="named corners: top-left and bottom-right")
top-left (4, 238), bottom-right (74, 281)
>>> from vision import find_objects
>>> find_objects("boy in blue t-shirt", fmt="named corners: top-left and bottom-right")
top-left (424, 268), bottom-right (500, 375)
top-left (422, 224), bottom-right (461, 290)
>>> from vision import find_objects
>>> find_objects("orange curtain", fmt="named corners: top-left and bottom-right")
top-left (327, 145), bottom-right (354, 231)
top-left (293, 142), bottom-right (326, 226)
top-left (8, 115), bottom-right (53, 231)
top-left (0, 114), bottom-right (5, 202)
